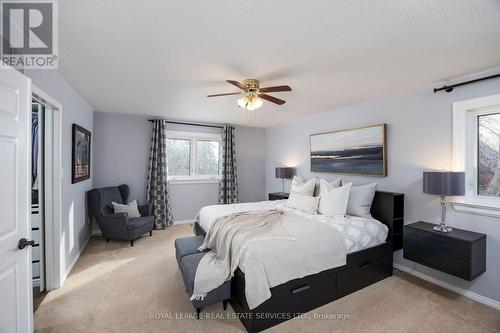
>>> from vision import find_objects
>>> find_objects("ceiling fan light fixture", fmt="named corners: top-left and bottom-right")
top-left (237, 96), bottom-right (247, 109)
top-left (246, 104), bottom-right (258, 111)
top-left (238, 93), bottom-right (263, 111)
top-left (250, 97), bottom-right (263, 110)
top-left (210, 79), bottom-right (291, 113)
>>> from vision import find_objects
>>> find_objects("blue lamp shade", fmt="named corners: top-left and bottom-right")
top-left (275, 167), bottom-right (294, 179)
top-left (423, 171), bottom-right (465, 196)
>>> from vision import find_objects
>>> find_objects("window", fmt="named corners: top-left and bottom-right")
top-left (478, 113), bottom-right (500, 197)
top-left (453, 94), bottom-right (500, 215)
top-left (196, 140), bottom-right (220, 176)
top-left (166, 131), bottom-right (221, 183)
top-left (166, 138), bottom-right (191, 176)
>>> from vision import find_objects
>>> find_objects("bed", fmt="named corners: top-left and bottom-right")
top-left (193, 191), bottom-right (404, 332)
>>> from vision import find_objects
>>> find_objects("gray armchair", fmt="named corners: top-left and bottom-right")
top-left (88, 184), bottom-right (154, 246)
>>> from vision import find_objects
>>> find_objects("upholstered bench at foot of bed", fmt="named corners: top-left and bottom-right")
top-left (174, 235), bottom-right (205, 267)
top-left (180, 252), bottom-right (231, 318)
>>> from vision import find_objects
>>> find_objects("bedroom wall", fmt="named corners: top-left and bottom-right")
top-left (264, 69), bottom-right (500, 305)
top-left (25, 69), bottom-right (94, 281)
top-left (92, 112), bottom-right (266, 222)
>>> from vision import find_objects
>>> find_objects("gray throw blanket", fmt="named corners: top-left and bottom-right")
top-left (191, 209), bottom-right (295, 301)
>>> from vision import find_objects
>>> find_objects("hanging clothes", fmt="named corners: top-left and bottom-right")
top-left (32, 114), bottom-right (39, 189)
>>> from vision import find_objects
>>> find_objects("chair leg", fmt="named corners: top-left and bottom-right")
top-left (149, 231), bottom-right (152, 236)
top-left (196, 308), bottom-right (201, 319)
top-left (130, 240), bottom-right (134, 247)
top-left (223, 299), bottom-right (228, 311)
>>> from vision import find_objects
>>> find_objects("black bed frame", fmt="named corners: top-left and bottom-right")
top-left (194, 191), bottom-right (404, 332)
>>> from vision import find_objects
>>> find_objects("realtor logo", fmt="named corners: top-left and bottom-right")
top-left (1, 0), bottom-right (58, 69)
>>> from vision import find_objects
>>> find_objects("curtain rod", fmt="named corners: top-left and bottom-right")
top-left (148, 119), bottom-right (223, 129)
top-left (433, 73), bottom-right (500, 93)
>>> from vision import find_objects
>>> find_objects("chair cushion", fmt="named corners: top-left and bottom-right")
top-left (175, 236), bottom-right (205, 266)
top-left (112, 200), bottom-right (141, 218)
top-left (127, 216), bottom-right (154, 230)
top-left (180, 252), bottom-right (231, 308)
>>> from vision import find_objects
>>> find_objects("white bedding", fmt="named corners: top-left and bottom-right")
top-left (198, 200), bottom-right (388, 254)
top-left (196, 200), bottom-right (389, 309)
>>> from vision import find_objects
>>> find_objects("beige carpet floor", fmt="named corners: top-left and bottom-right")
top-left (35, 224), bottom-right (500, 333)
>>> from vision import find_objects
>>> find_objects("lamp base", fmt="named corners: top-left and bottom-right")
top-left (433, 224), bottom-right (452, 233)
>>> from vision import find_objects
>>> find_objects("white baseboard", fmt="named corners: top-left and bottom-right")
top-left (394, 263), bottom-right (500, 310)
top-left (62, 234), bottom-right (91, 284)
top-left (174, 219), bottom-right (193, 225)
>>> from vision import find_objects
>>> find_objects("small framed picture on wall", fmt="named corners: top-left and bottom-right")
top-left (72, 124), bottom-right (91, 184)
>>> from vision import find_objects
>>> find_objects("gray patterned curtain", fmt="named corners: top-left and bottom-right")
top-left (219, 125), bottom-right (238, 204)
top-left (146, 119), bottom-right (174, 229)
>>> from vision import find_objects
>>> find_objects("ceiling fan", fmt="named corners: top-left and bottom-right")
top-left (207, 79), bottom-right (292, 111)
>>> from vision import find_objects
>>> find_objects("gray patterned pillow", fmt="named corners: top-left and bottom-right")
top-left (112, 200), bottom-right (141, 219)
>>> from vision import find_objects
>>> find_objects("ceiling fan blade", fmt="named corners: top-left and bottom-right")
top-left (258, 94), bottom-right (286, 105)
top-left (258, 85), bottom-right (292, 93)
top-left (226, 80), bottom-right (247, 90)
top-left (207, 92), bottom-right (242, 97)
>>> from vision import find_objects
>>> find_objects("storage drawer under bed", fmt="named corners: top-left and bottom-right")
top-left (335, 242), bottom-right (393, 297)
top-left (262, 267), bottom-right (337, 314)
top-left (231, 266), bottom-right (338, 333)
top-left (337, 253), bottom-right (393, 298)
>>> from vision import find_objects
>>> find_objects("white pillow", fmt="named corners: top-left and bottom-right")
top-left (287, 191), bottom-right (320, 214)
top-left (314, 178), bottom-right (342, 197)
top-left (318, 182), bottom-right (353, 217)
top-left (290, 175), bottom-right (316, 196)
top-left (112, 200), bottom-right (141, 219)
top-left (347, 183), bottom-right (377, 218)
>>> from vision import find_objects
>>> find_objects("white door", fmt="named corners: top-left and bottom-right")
top-left (0, 66), bottom-right (33, 332)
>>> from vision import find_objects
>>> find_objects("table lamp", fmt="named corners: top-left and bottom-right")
top-left (423, 171), bottom-right (465, 233)
top-left (275, 167), bottom-right (294, 194)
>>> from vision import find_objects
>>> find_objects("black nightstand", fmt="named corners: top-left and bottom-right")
top-left (403, 221), bottom-right (486, 281)
top-left (268, 192), bottom-right (289, 201)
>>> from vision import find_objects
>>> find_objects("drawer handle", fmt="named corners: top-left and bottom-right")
top-left (291, 285), bottom-right (310, 294)
top-left (359, 262), bottom-right (372, 270)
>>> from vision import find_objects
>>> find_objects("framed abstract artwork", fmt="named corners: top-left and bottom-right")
top-left (310, 123), bottom-right (387, 176)
top-left (72, 124), bottom-right (91, 183)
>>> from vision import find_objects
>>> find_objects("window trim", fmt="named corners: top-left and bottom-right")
top-left (452, 93), bottom-right (500, 216)
top-left (165, 130), bottom-right (222, 184)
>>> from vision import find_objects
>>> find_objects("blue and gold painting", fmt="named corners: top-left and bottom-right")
top-left (310, 124), bottom-right (386, 176)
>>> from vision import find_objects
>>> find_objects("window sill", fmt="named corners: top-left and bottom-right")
top-left (451, 201), bottom-right (500, 218)
top-left (168, 179), bottom-right (220, 185)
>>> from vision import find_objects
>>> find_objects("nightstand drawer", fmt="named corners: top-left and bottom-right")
top-left (403, 222), bottom-right (486, 281)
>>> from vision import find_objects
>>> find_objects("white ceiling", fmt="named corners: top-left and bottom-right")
top-left (59, 1), bottom-right (500, 128)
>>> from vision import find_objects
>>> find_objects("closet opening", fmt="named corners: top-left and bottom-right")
top-left (31, 100), bottom-right (47, 312)
top-left (31, 86), bottom-right (63, 313)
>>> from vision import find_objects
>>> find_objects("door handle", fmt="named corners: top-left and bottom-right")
top-left (18, 238), bottom-right (35, 250)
